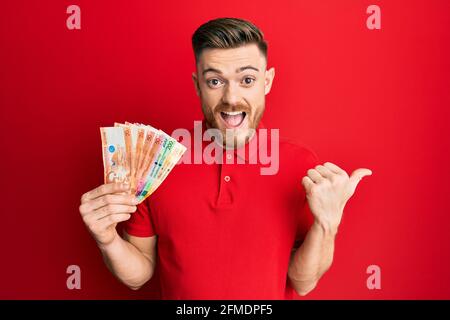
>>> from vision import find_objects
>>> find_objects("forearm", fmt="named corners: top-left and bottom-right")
top-left (288, 221), bottom-right (336, 295)
top-left (98, 235), bottom-right (155, 290)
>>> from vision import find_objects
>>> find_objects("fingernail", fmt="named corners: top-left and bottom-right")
top-left (132, 198), bottom-right (139, 205)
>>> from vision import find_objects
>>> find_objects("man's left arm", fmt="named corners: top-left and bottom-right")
top-left (288, 162), bottom-right (372, 296)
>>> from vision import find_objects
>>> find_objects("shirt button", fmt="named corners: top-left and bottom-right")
top-left (226, 154), bottom-right (232, 160)
top-left (224, 175), bottom-right (230, 182)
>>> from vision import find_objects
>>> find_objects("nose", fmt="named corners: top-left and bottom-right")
top-left (221, 82), bottom-right (241, 107)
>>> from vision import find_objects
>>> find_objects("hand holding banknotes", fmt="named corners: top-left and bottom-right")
top-left (79, 182), bottom-right (138, 246)
top-left (79, 121), bottom-right (186, 246)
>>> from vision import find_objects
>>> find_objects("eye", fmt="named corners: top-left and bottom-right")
top-left (206, 78), bottom-right (224, 88)
top-left (242, 77), bottom-right (256, 86)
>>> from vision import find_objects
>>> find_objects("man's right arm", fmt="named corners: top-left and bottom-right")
top-left (79, 182), bottom-right (156, 290)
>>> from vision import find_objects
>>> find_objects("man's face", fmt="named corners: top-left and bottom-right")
top-left (192, 43), bottom-right (275, 149)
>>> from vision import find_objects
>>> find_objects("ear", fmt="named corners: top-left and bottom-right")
top-left (264, 67), bottom-right (275, 95)
top-left (192, 72), bottom-right (200, 97)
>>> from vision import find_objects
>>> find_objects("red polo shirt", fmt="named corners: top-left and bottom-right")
top-left (123, 121), bottom-right (319, 299)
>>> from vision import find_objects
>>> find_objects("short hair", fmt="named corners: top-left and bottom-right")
top-left (192, 17), bottom-right (268, 64)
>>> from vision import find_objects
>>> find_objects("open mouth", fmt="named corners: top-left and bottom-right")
top-left (220, 111), bottom-right (247, 128)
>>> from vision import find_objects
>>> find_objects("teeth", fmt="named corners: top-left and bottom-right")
top-left (222, 111), bottom-right (244, 116)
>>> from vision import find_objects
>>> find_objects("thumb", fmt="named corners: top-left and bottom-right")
top-left (349, 168), bottom-right (372, 188)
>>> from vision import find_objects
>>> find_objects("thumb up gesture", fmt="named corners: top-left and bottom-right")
top-left (301, 162), bottom-right (372, 234)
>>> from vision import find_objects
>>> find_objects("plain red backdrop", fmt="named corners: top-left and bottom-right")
top-left (1, 0), bottom-right (449, 299)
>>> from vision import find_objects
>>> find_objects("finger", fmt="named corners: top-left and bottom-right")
top-left (307, 169), bottom-right (323, 183)
top-left (81, 182), bottom-right (130, 203)
top-left (314, 165), bottom-right (334, 179)
top-left (96, 213), bottom-right (132, 229)
top-left (323, 162), bottom-right (347, 175)
top-left (349, 168), bottom-right (373, 188)
top-left (82, 194), bottom-right (138, 213)
top-left (301, 176), bottom-right (314, 191)
top-left (93, 204), bottom-right (137, 220)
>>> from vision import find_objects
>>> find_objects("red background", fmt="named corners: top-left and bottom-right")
top-left (1, 0), bottom-right (449, 299)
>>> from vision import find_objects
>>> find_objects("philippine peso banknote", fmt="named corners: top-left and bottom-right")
top-left (100, 122), bottom-right (186, 203)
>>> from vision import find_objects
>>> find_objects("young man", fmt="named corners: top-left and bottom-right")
top-left (79, 18), bottom-right (372, 299)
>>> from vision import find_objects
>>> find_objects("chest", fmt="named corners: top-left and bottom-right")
top-left (148, 162), bottom-right (304, 251)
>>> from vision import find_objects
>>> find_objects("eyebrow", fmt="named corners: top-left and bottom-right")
top-left (202, 65), bottom-right (260, 76)
top-left (237, 65), bottom-right (259, 73)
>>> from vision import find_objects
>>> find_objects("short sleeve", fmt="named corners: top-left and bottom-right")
top-left (287, 146), bottom-right (319, 299)
top-left (122, 199), bottom-right (156, 237)
top-left (294, 146), bottom-right (319, 246)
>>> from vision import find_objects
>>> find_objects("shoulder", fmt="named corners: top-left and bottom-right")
top-left (279, 136), bottom-right (319, 168)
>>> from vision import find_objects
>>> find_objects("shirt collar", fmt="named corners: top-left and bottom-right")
top-left (200, 119), bottom-right (267, 163)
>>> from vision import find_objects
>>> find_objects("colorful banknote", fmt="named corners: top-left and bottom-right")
top-left (100, 122), bottom-right (186, 203)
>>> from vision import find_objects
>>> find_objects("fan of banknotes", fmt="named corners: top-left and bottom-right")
top-left (100, 122), bottom-right (187, 203)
